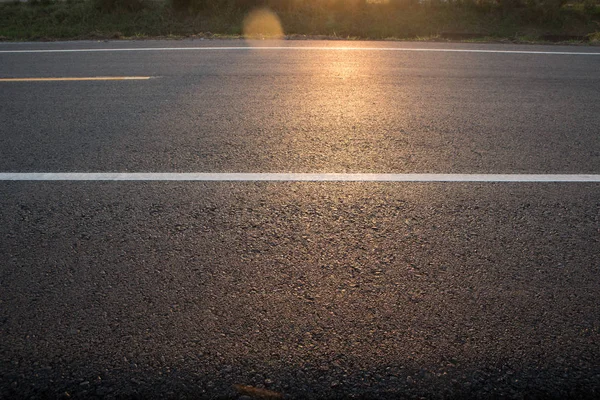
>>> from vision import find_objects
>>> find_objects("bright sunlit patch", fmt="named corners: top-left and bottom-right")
top-left (242, 8), bottom-right (284, 40)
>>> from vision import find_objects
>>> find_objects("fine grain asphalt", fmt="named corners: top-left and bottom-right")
top-left (0, 40), bottom-right (599, 399)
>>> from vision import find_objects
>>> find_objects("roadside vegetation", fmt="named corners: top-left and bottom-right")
top-left (0, 0), bottom-right (598, 42)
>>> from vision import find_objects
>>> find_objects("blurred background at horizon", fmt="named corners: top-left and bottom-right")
top-left (0, 0), bottom-right (599, 43)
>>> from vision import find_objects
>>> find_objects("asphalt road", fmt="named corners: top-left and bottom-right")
top-left (0, 40), bottom-right (599, 399)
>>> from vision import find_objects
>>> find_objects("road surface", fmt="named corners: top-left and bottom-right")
top-left (0, 40), bottom-right (599, 399)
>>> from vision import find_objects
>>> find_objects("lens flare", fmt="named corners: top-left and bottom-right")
top-left (242, 8), bottom-right (284, 40)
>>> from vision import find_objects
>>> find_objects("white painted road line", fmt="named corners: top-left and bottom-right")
top-left (0, 47), bottom-right (599, 56)
top-left (0, 77), bottom-right (151, 82)
top-left (1, 173), bottom-right (599, 182)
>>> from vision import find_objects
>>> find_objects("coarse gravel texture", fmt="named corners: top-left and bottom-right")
top-left (1, 182), bottom-right (599, 399)
top-left (0, 41), bottom-right (599, 174)
top-left (1, 40), bottom-right (599, 399)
